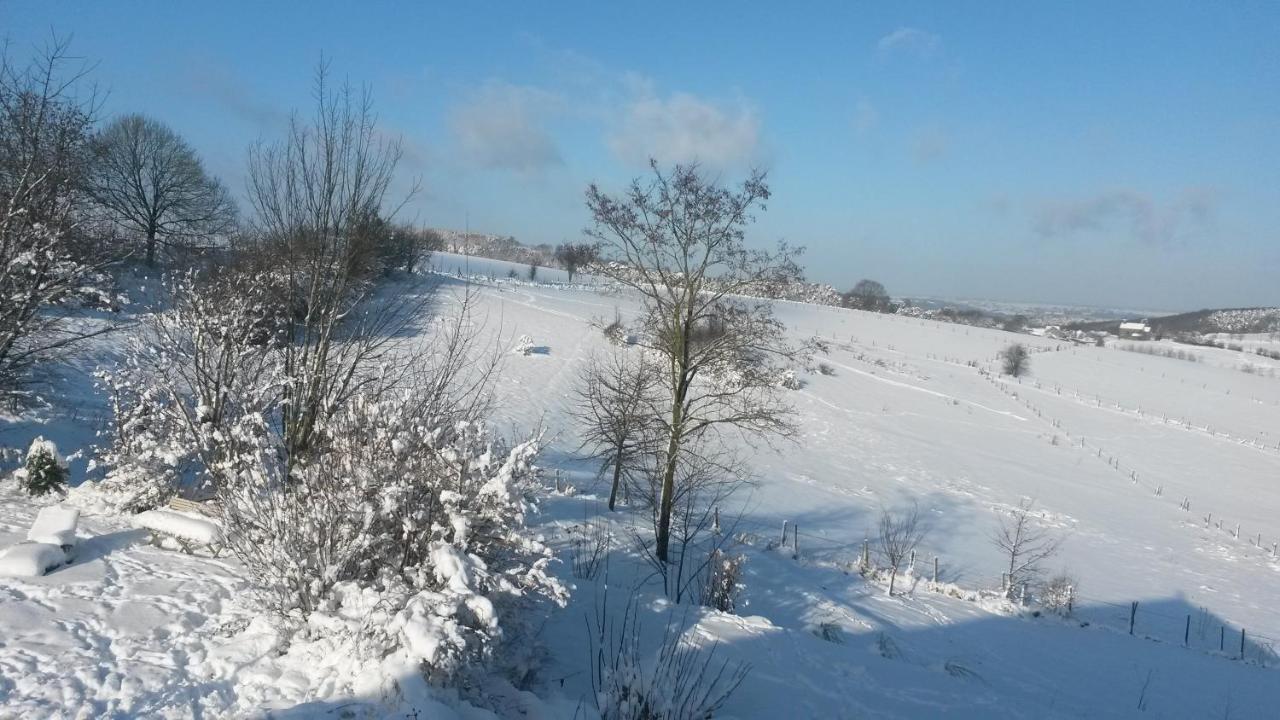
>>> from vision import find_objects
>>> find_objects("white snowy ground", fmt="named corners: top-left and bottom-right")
top-left (2, 253), bottom-right (1280, 717)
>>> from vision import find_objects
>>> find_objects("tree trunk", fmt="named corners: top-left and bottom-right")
top-left (607, 453), bottom-right (623, 511)
top-left (145, 227), bottom-right (158, 267)
top-left (655, 426), bottom-right (680, 563)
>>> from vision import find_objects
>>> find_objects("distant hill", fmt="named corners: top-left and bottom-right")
top-left (1067, 307), bottom-right (1280, 335)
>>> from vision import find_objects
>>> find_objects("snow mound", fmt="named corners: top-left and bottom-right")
top-left (0, 543), bottom-right (65, 577)
top-left (132, 509), bottom-right (223, 545)
top-left (26, 505), bottom-right (79, 547)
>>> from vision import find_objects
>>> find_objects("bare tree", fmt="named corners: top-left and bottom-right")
top-left (990, 499), bottom-right (1063, 592)
top-left (586, 161), bottom-right (803, 563)
top-left (243, 60), bottom-right (422, 461)
top-left (1002, 342), bottom-right (1029, 377)
top-left (88, 113), bottom-right (236, 266)
top-left (572, 349), bottom-right (661, 511)
top-left (554, 241), bottom-right (598, 282)
top-left (877, 504), bottom-right (926, 596)
top-left (0, 38), bottom-right (115, 401)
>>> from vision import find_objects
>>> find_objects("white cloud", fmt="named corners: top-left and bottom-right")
top-left (877, 27), bottom-right (942, 59)
top-left (449, 81), bottom-right (562, 173)
top-left (1032, 187), bottom-right (1217, 245)
top-left (608, 85), bottom-right (761, 170)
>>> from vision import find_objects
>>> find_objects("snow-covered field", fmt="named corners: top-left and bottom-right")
top-left (3, 253), bottom-right (1280, 717)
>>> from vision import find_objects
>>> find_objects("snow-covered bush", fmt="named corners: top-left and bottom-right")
top-left (88, 272), bottom-right (281, 512)
top-left (215, 396), bottom-right (564, 689)
top-left (1038, 573), bottom-right (1077, 616)
top-left (512, 334), bottom-right (535, 356)
top-left (590, 597), bottom-right (749, 720)
top-left (698, 548), bottom-right (745, 613)
top-left (16, 437), bottom-right (68, 496)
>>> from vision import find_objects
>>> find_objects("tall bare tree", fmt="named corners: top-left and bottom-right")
top-left (243, 61), bottom-right (421, 462)
top-left (89, 114), bottom-right (236, 266)
top-left (991, 499), bottom-right (1063, 592)
top-left (877, 504), bottom-right (926, 596)
top-left (0, 38), bottom-right (114, 400)
top-left (572, 349), bottom-right (660, 510)
top-left (586, 161), bottom-right (803, 563)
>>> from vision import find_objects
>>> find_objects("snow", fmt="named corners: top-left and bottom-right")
top-left (3, 258), bottom-right (1280, 716)
top-left (132, 509), bottom-right (223, 545)
top-left (0, 542), bottom-right (65, 576)
top-left (26, 504), bottom-right (80, 547)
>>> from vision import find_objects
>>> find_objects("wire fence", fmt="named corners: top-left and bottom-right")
top-left (736, 510), bottom-right (1280, 670)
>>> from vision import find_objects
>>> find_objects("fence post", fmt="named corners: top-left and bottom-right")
top-left (713, 507), bottom-right (721, 535)
top-left (933, 556), bottom-right (939, 585)
top-left (1220, 626), bottom-right (1225, 652)
top-left (1129, 602), bottom-right (1138, 635)
top-left (781, 520), bottom-right (789, 545)
top-left (792, 524), bottom-right (799, 560)
top-left (1241, 628), bottom-right (1246, 660)
top-left (909, 549), bottom-right (916, 571)
top-left (1184, 615), bottom-right (1190, 646)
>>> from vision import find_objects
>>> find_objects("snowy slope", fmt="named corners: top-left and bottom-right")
top-left (3, 259), bottom-right (1280, 717)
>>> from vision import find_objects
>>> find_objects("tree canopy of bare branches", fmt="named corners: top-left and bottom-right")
top-left (553, 241), bottom-right (597, 282)
top-left (572, 349), bottom-right (661, 511)
top-left (877, 504), bottom-right (927, 596)
top-left (1002, 342), bottom-right (1029, 377)
top-left (243, 61), bottom-right (422, 461)
top-left (0, 38), bottom-right (115, 401)
top-left (585, 160), bottom-right (803, 563)
top-left (88, 113), bottom-right (236, 266)
top-left (990, 499), bottom-right (1063, 592)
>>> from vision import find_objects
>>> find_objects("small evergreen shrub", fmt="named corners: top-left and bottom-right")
top-left (17, 437), bottom-right (68, 497)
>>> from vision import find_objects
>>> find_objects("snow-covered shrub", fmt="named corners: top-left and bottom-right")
top-left (1038, 573), bottom-right (1076, 616)
top-left (817, 362), bottom-right (836, 376)
top-left (16, 437), bottom-right (68, 496)
top-left (88, 272), bottom-right (280, 512)
top-left (778, 368), bottom-right (805, 390)
top-left (512, 334), bottom-right (535, 356)
top-left (590, 597), bottom-right (749, 720)
top-left (214, 392), bottom-right (565, 691)
top-left (698, 548), bottom-right (745, 613)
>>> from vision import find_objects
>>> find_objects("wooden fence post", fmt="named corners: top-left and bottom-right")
top-left (1184, 615), bottom-right (1190, 646)
top-left (1241, 628), bottom-right (1246, 660)
top-left (792, 524), bottom-right (799, 560)
top-left (1129, 602), bottom-right (1138, 635)
top-left (933, 556), bottom-right (939, 585)
top-left (1220, 626), bottom-right (1225, 652)
top-left (781, 520), bottom-right (789, 545)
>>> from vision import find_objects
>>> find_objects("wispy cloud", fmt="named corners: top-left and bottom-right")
top-left (185, 64), bottom-right (287, 131)
top-left (877, 27), bottom-right (942, 59)
top-left (449, 81), bottom-right (563, 173)
top-left (910, 126), bottom-right (949, 164)
top-left (1032, 188), bottom-right (1218, 245)
top-left (852, 98), bottom-right (879, 136)
top-left (608, 79), bottom-right (761, 170)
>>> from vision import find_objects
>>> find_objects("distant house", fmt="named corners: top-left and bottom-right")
top-left (1119, 320), bottom-right (1152, 340)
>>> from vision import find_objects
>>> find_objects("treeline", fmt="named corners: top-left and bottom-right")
top-left (0, 40), bottom-right (446, 405)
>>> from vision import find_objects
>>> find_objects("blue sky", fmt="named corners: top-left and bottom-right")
top-left (4, 1), bottom-right (1278, 310)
